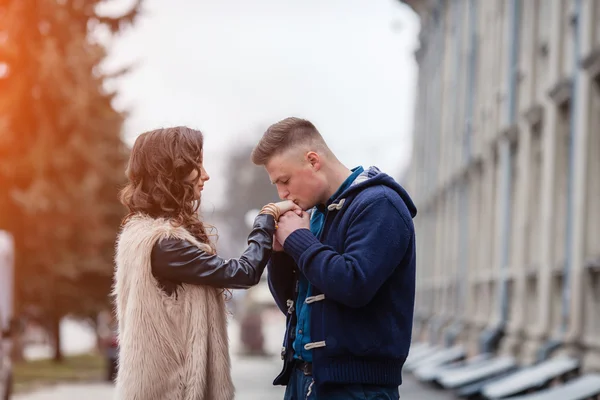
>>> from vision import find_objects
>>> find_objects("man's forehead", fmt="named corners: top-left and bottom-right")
top-left (266, 160), bottom-right (290, 183)
top-left (267, 149), bottom-right (302, 169)
top-left (266, 152), bottom-right (302, 181)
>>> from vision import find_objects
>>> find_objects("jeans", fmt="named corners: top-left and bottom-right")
top-left (283, 368), bottom-right (400, 400)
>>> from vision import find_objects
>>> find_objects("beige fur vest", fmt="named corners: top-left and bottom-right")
top-left (113, 214), bottom-right (234, 400)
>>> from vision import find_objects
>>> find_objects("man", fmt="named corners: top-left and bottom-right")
top-left (251, 117), bottom-right (417, 399)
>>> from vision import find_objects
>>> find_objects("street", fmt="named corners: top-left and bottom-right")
top-left (13, 373), bottom-right (454, 400)
top-left (14, 310), bottom-right (454, 399)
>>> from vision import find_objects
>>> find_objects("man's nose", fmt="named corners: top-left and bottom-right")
top-left (277, 188), bottom-right (289, 200)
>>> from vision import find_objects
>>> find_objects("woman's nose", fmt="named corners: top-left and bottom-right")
top-left (201, 168), bottom-right (210, 181)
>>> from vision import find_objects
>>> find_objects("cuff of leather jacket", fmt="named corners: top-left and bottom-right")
top-left (254, 213), bottom-right (276, 233)
top-left (283, 228), bottom-right (318, 263)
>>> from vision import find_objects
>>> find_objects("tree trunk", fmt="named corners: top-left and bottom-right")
top-left (8, 317), bottom-right (24, 362)
top-left (9, 333), bottom-right (24, 362)
top-left (51, 314), bottom-right (63, 363)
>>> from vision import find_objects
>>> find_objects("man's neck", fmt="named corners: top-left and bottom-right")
top-left (321, 164), bottom-right (353, 203)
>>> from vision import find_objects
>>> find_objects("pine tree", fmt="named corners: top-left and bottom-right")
top-left (0, 0), bottom-right (141, 361)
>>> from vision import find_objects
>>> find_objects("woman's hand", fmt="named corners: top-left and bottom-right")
top-left (272, 200), bottom-right (302, 218)
top-left (267, 201), bottom-right (302, 252)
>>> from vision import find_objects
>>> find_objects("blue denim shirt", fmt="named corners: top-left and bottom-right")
top-left (292, 166), bottom-right (364, 361)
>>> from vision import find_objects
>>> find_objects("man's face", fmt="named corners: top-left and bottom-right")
top-left (265, 149), bottom-right (325, 210)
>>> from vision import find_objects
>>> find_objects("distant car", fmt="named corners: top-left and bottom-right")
top-left (0, 320), bottom-right (13, 400)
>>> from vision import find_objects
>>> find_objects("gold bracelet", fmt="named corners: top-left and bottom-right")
top-left (259, 207), bottom-right (279, 228)
top-left (272, 205), bottom-right (281, 220)
top-left (259, 203), bottom-right (281, 221)
top-left (269, 205), bottom-right (281, 220)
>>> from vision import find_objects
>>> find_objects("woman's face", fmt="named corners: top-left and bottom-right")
top-left (187, 153), bottom-right (210, 200)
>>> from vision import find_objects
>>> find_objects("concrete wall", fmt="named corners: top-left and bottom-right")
top-left (406, 0), bottom-right (600, 372)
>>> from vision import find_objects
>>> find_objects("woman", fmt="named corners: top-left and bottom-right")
top-left (113, 126), bottom-right (297, 400)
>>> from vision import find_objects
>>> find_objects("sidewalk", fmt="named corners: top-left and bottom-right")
top-left (15, 310), bottom-right (455, 399)
top-left (401, 376), bottom-right (457, 400)
top-left (14, 313), bottom-right (286, 400)
top-left (229, 309), bottom-right (286, 400)
top-left (230, 310), bottom-right (456, 400)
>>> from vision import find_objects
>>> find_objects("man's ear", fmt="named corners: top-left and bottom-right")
top-left (306, 151), bottom-right (321, 170)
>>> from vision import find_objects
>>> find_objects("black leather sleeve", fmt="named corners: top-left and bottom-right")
top-left (151, 214), bottom-right (276, 290)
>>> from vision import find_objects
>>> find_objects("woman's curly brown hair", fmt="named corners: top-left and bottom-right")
top-left (119, 126), bottom-right (214, 250)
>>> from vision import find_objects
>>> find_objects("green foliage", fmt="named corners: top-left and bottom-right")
top-left (0, 0), bottom-right (142, 358)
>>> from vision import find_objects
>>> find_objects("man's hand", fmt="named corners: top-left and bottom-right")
top-left (275, 210), bottom-right (310, 247)
top-left (271, 202), bottom-right (302, 252)
top-left (273, 236), bottom-right (284, 252)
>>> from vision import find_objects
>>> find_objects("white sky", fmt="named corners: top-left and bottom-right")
top-left (99, 0), bottom-right (420, 209)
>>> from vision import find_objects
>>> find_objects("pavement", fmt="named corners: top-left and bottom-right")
top-left (14, 310), bottom-right (455, 399)
top-left (13, 375), bottom-right (454, 400)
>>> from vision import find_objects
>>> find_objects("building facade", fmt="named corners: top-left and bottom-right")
top-left (404, 0), bottom-right (600, 372)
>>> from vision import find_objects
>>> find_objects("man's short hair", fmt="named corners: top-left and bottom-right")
top-left (251, 117), bottom-right (328, 165)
